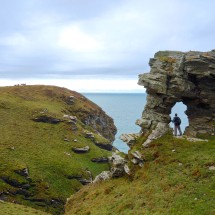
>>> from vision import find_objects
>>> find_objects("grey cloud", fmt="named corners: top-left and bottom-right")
top-left (0, 0), bottom-right (215, 80)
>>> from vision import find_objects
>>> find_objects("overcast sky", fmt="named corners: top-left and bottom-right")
top-left (0, 0), bottom-right (214, 92)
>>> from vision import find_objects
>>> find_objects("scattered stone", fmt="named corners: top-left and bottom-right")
top-left (85, 132), bottom-right (94, 139)
top-left (109, 152), bottom-right (127, 177)
top-left (131, 158), bottom-right (139, 165)
top-left (131, 151), bottom-right (143, 161)
top-left (64, 152), bottom-right (71, 156)
top-left (186, 137), bottom-right (208, 142)
top-left (63, 115), bottom-right (77, 123)
top-left (142, 122), bottom-right (170, 147)
top-left (130, 151), bottom-right (144, 167)
top-left (119, 133), bottom-right (139, 147)
top-left (14, 168), bottom-right (29, 178)
top-left (172, 149), bottom-right (176, 152)
top-left (64, 138), bottom-right (70, 142)
top-left (94, 141), bottom-right (113, 151)
top-left (209, 166), bottom-right (215, 171)
top-left (66, 96), bottom-right (75, 105)
top-left (178, 163), bottom-right (183, 166)
top-left (124, 164), bottom-right (131, 175)
top-left (73, 139), bottom-right (78, 142)
top-left (32, 116), bottom-right (62, 124)
top-left (91, 157), bottom-right (109, 163)
top-left (72, 146), bottom-right (90, 153)
top-left (66, 174), bottom-right (91, 185)
top-left (78, 179), bottom-right (91, 185)
top-left (93, 171), bottom-right (112, 183)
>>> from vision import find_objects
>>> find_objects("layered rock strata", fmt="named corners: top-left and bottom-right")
top-left (137, 50), bottom-right (215, 145)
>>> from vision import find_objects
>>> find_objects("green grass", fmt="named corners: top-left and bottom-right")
top-left (0, 85), bottom-right (113, 214)
top-left (0, 201), bottom-right (51, 215)
top-left (65, 133), bottom-right (215, 215)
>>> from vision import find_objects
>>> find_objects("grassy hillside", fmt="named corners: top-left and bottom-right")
top-left (65, 133), bottom-right (215, 215)
top-left (0, 201), bottom-right (51, 215)
top-left (0, 85), bottom-right (115, 214)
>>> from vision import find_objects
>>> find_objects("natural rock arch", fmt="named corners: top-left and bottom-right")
top-left (136, 50), bottom-right (215, 146)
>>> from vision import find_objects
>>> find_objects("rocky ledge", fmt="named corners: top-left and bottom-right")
top-left (137, 50), bottom-right (215, 146)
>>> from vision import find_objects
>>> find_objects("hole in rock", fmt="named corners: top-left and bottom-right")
top-left (170, 102), bottom-right (189, 134)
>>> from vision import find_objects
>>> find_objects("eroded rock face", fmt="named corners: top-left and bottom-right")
top-left (138, 50), bottom-right (215, 143)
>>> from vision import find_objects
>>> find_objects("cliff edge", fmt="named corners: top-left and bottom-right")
top-left (137, 50), bottom-right (215, 146)
top-left (0, 85), bottom-right (116, 214)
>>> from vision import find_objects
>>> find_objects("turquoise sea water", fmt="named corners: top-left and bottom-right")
top-left (83, 93), bottom-right (188, 153)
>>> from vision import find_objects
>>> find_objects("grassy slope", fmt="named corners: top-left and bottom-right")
top-left (0, 85), bottom-right (112, 214)
top-left (65, 134), bottom-right (215, 215)
top-left (0, 202), bottom-right (51, 215)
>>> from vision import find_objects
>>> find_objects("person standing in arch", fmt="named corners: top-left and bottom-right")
top-left (172, 113), bottom-right (182, 136)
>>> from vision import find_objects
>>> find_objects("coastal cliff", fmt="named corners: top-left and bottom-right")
top-left (137, 50), bottom-right (215, 146)
top-left (0, 85), bottom-right (116, 214)
top-left (65, 51), bottom-right (215, 215)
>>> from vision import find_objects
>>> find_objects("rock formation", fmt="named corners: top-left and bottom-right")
top-left (137, 50), bottom-right (215, 146)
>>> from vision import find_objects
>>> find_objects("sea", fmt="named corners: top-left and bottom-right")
top-left (83, 93), bottom-right (188, 153)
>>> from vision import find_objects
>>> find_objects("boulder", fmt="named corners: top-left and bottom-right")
top-left (93, 171), bottom-right (112, 183)
top-left (94, 141), bottom-right (114, 151)
top-left (72, 146), bottom-right (90, 153)
top-left (14, 168), bottom-right (29, 178)
top-left (85, 132), bottom-right (95, 139)
top-left (91, 157), bottom-right (109, 163)
top-left (130, 151), bottom-right (144, 167)
top-left (32, 116), bottom-right (62, 124)
top-left (63, 115), bottom-right (77, 124)
top-left (109, 152), bottom-right (127, 177)
top-left (209, 166), bottom-right (215, 171)
top-left (119, 133), bottom-right (139, 147)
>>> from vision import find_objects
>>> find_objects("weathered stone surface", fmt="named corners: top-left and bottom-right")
top-left (130, 151), bottom-right (144, 167)
top-left (119, 133), bottom-right (139, 147)
top-left (93, 171), bottom-right (112, 183)
top-left (94, 141), bottom-right (114, 151)
top-left (81, 112), bottom-right (117, 142)
top-left (209, 166), bottom-right (215, 171)
top-left (72, 146), bottom-right (90, 153)
top-left (109, 152), bottom-right (127, 177)
top-left (85, 132), bottom-right (95, 139)
top-left (137, 50), bottom-right (215, 144)
top-left (32, 115), bottom-right (62, 124)
top-left (91, 157), bottom-right (109, 163)
top-left (63, 115), bottom-right (77, 124)
top-left (66, 174), bottom-right (91, 185)
top-left (14, 168), bottom-right (29, 178)
top-left (124, 164), bottom-right (131, 175)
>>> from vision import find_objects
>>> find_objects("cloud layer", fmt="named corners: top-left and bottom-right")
top-left (0, 0), bottom-right (215, 91)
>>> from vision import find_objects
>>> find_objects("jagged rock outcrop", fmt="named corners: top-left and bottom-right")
top-left (119, 133), bottom-right (139, 147)
top-left (93, 152), bottom-right (129, 183)
top-left (137, 50), bottom-right (215, 146)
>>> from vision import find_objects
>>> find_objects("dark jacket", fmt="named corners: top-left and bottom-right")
top-left (172, 116), bottom-right (181, 126)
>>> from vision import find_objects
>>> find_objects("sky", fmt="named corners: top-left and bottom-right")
top-left (0, 0), bottom-right (214, 92)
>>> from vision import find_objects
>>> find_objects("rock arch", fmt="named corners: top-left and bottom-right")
top-left (137, 50), bottom-right (215, 146)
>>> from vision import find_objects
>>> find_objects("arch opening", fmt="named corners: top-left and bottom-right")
top-left (169, 102), bottom-right (189, 134)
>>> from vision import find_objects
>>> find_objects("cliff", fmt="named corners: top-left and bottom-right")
top-left (65, 50), bottom-right (215, 215)
top-left (0, 85), bottom-right (116, 214)
top-left (137, 50), bottom-right (215, 146)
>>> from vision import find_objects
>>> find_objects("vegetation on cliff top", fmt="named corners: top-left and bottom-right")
top-left (65, 133), bottom-right (215, 215)
top-left (0, 85), bottom-right (115, 214)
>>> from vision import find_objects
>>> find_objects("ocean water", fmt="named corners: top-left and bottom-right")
top-left (83, 93), bottom-right (188, 153)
